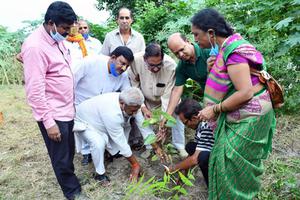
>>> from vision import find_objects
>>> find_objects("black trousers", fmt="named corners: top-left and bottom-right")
top-left (38, 120), bottom-right (81, 199)
top-left (185, 142), bottom-right (210, 186)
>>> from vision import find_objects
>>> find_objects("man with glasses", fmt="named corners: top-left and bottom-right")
top-left (64, 19), bottom-right (102, 72)
top-left (157, 33), bottom-right (211, 142)
top-left (101, 7), bottom-right (145, 55)
top-left (128, 43), bottom-right (188, 158)
top-left (20, 2), bottom-right (83, 199)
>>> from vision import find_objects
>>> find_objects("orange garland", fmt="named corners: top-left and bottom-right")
top-left (66, 34), bottom-right (88, 57)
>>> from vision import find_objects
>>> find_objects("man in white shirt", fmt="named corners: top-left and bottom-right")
top-left (128, 43), bottom-right (187, 158)
top-left (75, 88), bottom-right (162, 185)
top-left (101, 7), bottom-right (145, 55)
top-left (74, 46), bottom-right (133, 165)
top-left (64, 20), bottom-right (102, 72)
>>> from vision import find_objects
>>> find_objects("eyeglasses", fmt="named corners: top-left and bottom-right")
top-left (181, 118), bottom-right (190, 125)
top-left (79, 26), bottom-right (88, 30)
top-left (119, 16), bottom-right (130, 20)
top-left (145, 61), bottom-right (163, 69)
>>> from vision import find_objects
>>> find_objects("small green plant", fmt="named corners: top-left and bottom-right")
top-left (142, 108), bottom-right (176, 129)
top-left (124, 168), bottom-right (196, 200)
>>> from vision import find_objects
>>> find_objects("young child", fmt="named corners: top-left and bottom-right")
top-left (166, 99), bottom-right (214, 186)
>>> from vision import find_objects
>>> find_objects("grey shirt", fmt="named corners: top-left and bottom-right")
top-left (101, 28), bottom-right (145, 55)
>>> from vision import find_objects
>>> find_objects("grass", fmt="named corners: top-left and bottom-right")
top-left (0, 85), bottom-right (299, 199)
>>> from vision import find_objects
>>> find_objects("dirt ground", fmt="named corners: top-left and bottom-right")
top-left (0, 85), bottom-right (299, 200)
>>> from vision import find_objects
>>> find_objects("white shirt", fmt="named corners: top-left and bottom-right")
top-left (74, 54), bottom-right (130, 105)
top-left (101, 28), bottom-right (145, 56)
top-left (76, 93), bottom-right (132, 157)
top-left (64, 36), bottom-right (102, 72)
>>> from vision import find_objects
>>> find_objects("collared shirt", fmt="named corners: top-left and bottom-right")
top-left (74, 54), bottom-right (130, 105)
top-left (21, 25), bottom-right (74, 129)
top-left (101, 28), bottom-right (145, 56)
top-left (128, 52), bottom-right (176, 111)
top-left (64, 36), bottom-right (102, 72)
top-left (175, 43), bottom-right (210, 90)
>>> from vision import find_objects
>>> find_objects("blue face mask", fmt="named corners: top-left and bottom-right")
top-left (109, 62), bottom-right (120, 77)
top-left (82, 33), bottom-right (89, 40)
top-left (50, 24), bottom-right (66, 43)
top-left (208, 33), bottom-right (219, 56)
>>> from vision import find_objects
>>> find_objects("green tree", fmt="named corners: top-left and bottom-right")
top-left (95, 0), bottom-right (174, 18)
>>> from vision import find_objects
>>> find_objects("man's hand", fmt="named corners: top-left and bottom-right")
top-left (46, 124), bottom-right (62, 142)
top-left (129, 163), bottom-right (141, 182)
top-left (156, 123), bottom-right (167, 143)
top-left (141, 106), bottom-right (152, 119)
top-left (207, 56), bottom-right (216, 72)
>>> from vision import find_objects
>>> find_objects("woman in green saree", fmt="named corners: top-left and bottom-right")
top-left (190, 9), bottom-right (276, 199)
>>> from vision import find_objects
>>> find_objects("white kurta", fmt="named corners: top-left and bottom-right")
top-left (74, 54), bottom-right (130, 105)
top-left (75, 93), bottom-right (154, 174)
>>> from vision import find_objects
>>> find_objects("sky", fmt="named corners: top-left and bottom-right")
top-left (0, 0), bottom-right (110, 32)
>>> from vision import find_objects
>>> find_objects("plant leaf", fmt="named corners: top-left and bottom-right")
top-left (144, 134), bottom-right (156, 145)
top-left (274, 17), bottom-right (294, 30)
top-left (151, 154), bottom-right (158, 161)
top-left (178, 171), bottom-right (194, 186)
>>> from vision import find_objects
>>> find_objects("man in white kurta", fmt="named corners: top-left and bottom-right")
top-left (74, 46), bottom-right (134, 164)
top-left (75, 88), bottom-right (154, 182)
top-left (128, 43), bottom-right (187, 157)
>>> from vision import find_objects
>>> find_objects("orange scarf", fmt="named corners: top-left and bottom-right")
top-left (66, 34), bottom-right (88, 57)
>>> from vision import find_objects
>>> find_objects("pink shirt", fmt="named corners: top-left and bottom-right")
top-left (21, 25), bottom-right (75, 129)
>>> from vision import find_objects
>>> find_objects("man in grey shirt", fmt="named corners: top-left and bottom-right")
top-left (101, 7), bottom-right (145, 55)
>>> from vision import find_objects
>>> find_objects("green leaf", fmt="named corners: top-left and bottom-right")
top-left (151, 154), bottom-right (158, 161)
top-left (285, 33), bottom-right (300, 47)
top-left (274, 17), bottom-right (294, 30)
top-left (144, 134), bottom-right (156, 145)
top-left (178, 171), bottom-right (194, 186)
top-left (161, 111), bottom-right (176, 123)
top-left (165, 120), bottom-right (176, 127)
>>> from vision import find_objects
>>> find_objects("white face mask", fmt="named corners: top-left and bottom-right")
top-left (50, 23), bottom-right (66, 42)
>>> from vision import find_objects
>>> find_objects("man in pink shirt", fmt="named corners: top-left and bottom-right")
top-left (21, 2), bottom-right (82, 199)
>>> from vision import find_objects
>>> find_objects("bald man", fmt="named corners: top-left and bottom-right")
top-left (157, 33), bottom-right (211, 141)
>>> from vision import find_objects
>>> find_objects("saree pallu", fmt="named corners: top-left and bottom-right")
top-left (208, 89), bottom-right (276, 200)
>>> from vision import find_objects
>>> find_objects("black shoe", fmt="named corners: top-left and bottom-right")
top-left (81, 154), bottom-right (92, 166)
top-left (94, 173), bottom-right (111, 186)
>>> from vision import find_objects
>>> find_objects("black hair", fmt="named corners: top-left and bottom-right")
top-left (144, 43), bottom-right (164, 59)
top-left (191, 8), bottom-right (234, 37)
top-left (44, 1), bottom-right (77, 25)
top-left (175, 99), bottom-right (202, 120)
top-left (111, 46), bottom-right (134, 63)
top-left (116, 7), bottom-right (133, 19)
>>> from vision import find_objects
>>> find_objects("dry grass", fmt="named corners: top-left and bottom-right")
top-left (0, 85), bottom-right (299, 200)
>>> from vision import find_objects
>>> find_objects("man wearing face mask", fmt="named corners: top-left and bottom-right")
top-left (20, 2), bottom-right (83, 199)
top-left (128, 43), bottom-right (188, 158)
top-left (74, 46), bottom-right (134, 164)
top-left (75, 88), bottom-right (164, 185)
top-left (157, 33), bottom-right (211, 142)
top-left (101, 7), bottom-right (145, 55)
top-left (64, 20), bottom-right (102, 72)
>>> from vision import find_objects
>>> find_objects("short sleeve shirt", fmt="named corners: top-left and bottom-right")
top-left (175, 43), bottom-right (210, 90)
